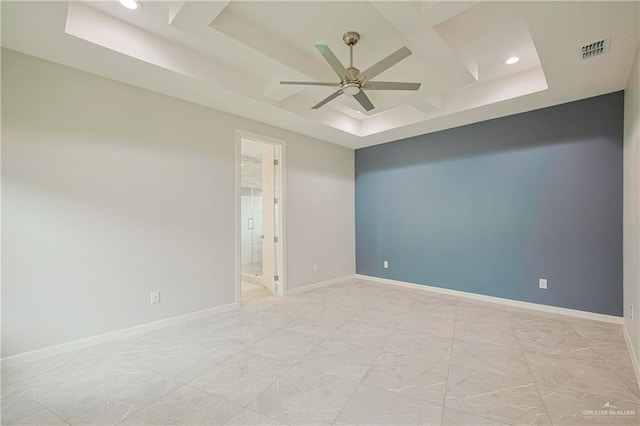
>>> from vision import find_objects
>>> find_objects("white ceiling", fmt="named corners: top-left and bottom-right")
top-left (2, 1), bottom-right (638, 149)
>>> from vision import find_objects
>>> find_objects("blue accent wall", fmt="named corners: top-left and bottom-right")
top-left (355, 92), bottom-right (624, 316)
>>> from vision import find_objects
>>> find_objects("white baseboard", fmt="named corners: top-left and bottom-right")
top-left (623, 321), bottom-right (640, 390)
top-left (286, 274), bottom-right (356, 295)
top-left (1, 302), bottom-right (238, 369)
top-left (355, 274), bottom-right (623, 324)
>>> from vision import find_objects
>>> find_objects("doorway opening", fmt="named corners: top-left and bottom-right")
top-left (236, 131), bottom-right (285, 305)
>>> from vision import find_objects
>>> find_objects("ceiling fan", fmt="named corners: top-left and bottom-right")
top-left (280, 31), bottom-right (421, 112)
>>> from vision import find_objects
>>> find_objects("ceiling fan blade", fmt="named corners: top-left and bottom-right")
top-left (311, 90), bottom-right (343, 109)
top-left (280, 81), bottom-right (341, 87)
top-left (365, 81), bottom-right (421, 91)
top-left (357, 47), bottom-right (412, 83)
top-left (315, 44), bottom-right (348, 79)
top-left (354, 90), bottom-right (375, 111)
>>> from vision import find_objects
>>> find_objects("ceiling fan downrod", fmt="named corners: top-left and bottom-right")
top-left (343, 31), bottom-right (360, 80)
top-left (343, 31), bottom-right (359, 69)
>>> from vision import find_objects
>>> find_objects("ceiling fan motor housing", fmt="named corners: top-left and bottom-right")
top-left (342, 31), bottom-right (360, 46)
top-left (345, 67), bottom-right (360, 80)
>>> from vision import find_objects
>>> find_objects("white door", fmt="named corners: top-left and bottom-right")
top-left (261, 147), bottom-right (276, 294)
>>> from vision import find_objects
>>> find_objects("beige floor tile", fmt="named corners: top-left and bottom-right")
top-left (239, 307), bottom-right (301, 329)
top-left (441, 408), bottom-right (510, 425)
top-left (335, 384), bottom-right (443, 425)
top-left (1, 344), bottom-right (119, 384)
top-left (362, 350), bottom-right (449, 404)
top-left (245, 328), bottom-right (323, 362)
top-left (537, 383), bottom-right (640, 425)
top-left (449, 339), bottom-right (532, 380)
top-left (524, 350), bottom-right (639, 403)
top-left (383, 329), bottom-right (453, 360)
top-left (130, 340), bottom-right (246, 383)
top-left (454, 322), bottom-right (518, 347)
top-left (241, 282), bottom-right (272, 304)
top-left (297, 339), bottom-right (380, 382)
top-left (456, 302), bottom-right (509, 324)
top-left (445, 366), bottom-right (550, 425)
top-left (1, 381), bottom-right (56, 426)
top-left (569, 319), bottom-right (626, 343)
top-left (329, 319), bottom-right (396, 349)
top-left (515, 318), bottom-right (601, 362)
top-left (248, 366), bottom-right (358, 425)
top-left (4, 278), bottom-right (638, 426)
top-left (612, 364), bottom-right (640, 398)
top-left (349, 306), bottom-right (407, 327)
top-left (189, 352), bottom-right (294, 406)
top-left (121, 385), bottom-right (241, 425)
top-left (224, 408), bottom-right (285, 425)
top-left (398, 306), bottom-right (457, 335)
top-left (2, 407), bottom-right (67, 425)
top-left (283, 312), bottom-right (350, 337)
top-left (43, 369), bottom-right (181, 425)
top-left (589, 340), bottom-right (635, 369)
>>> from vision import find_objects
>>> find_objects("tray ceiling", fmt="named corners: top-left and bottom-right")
top-left (1, 1), bottom-right (638, 148)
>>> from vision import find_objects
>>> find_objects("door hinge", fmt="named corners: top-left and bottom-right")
top-left (274, 275), bottom-right (280, 282)
top-left (274, 198), bottom-right (278, 204)
top-left (274, 236), bottom-right (279, 243)
top-left (274, 159), bottom-right (279, 166)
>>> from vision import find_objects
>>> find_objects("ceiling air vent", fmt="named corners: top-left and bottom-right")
top-left (580, 38), bottom-right (609, 60)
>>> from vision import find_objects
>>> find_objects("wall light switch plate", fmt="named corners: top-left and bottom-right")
top-left (539, 279), bottom-right (547, 290)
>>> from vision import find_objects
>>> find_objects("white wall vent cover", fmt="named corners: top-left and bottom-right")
top-left (580, 38), bottom-right (609, 60)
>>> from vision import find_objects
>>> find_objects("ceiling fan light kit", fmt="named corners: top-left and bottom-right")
top-left (342, 82), bottom-right (361, 96)
top-left (280, 31), bottom-right (421, 112)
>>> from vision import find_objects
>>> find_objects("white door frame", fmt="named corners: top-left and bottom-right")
top-left (235, 129), bottom-right (286, 304)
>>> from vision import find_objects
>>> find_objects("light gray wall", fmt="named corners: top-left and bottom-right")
top-left (287, 135), bottom-right (355, 288)
top-left (1, 49), bottom-right (355, 357)
top-left (624, 40), bottom-right (640, 367)
top-left (356, 92), bottom-right (624, 316)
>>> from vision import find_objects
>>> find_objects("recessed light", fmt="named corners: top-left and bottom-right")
top-left (119, 0), bottom-right (140, 10)
top-left (505, 56), bottom-right (520, 65)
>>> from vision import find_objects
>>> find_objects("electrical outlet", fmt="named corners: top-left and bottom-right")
top-left (383, 260), bottom-right (389, 269)
top-left (631, 305), bottom-right (634, 320)
top-left (539, 279), bottom-right (547, 290)
top-left (150, 291), bottom-right (160, 304)
top-left (313, 264), bottom-right (319, 273)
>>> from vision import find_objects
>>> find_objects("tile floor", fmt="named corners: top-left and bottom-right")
top-left (1, 279), bottom-right (639, 425)
top-left (242, 281), bottom-right (272, 304)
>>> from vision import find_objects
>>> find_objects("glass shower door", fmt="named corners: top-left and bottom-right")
top-left (241, 187), bottom-right (263, 278)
